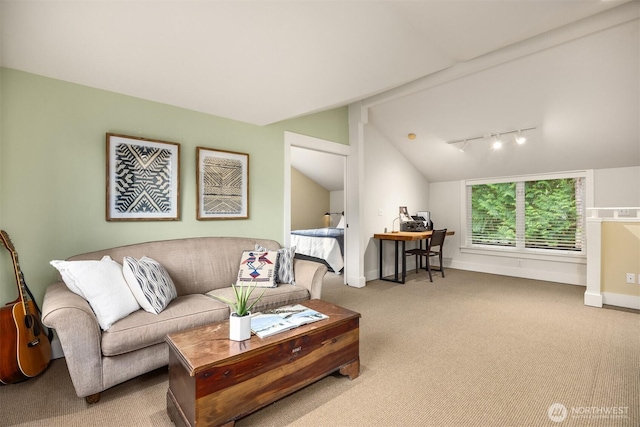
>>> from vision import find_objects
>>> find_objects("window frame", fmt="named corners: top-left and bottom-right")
top-left (460, 170), bottom-right (593, 263)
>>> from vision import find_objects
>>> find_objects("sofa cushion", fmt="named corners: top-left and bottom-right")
top-left (207, 284), bottom-right (309, 314)
top-left (256, 244), bottom-right (296, 285)
top-left (236, 250), bottom-right (278, 288)
top-left (101, 294), bottom-right (229, 356)
top-left (50, 256), bottom-right (140, 330)
top-left (122, 256), bottom-right (177, 314)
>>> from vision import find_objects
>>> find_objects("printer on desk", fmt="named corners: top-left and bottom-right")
top-left (400, 220), bottom-right (426, 232)
top-left (400, 206), bottom-right (431, 232)
top-left (398, 209), bottom-right (433, 232)
top-left (399, 210), bottom-right (433, 232)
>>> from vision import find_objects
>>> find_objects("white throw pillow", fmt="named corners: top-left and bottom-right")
top-left (50, 256), bottom-right (140, 330)
top-left (237, 250), bottom-right (278, 288)
top-left (336, 215), bottom-right (345, 229)
top-left (122, 256), bottom-right (177, 314)
top-left (255, 244), bottom-right (296, 285)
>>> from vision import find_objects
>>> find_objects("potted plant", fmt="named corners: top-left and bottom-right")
top-left (213, 282), bottom-right (265, 341)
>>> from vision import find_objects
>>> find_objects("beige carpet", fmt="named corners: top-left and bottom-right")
top-left (1, 269), bottom-right (638, 427)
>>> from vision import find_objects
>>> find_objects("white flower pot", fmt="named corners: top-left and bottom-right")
top-left (229, 312), bottom-right (252, 341)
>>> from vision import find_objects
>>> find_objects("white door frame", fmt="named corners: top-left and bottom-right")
top-left (284, 131), bottom-right (350, 282)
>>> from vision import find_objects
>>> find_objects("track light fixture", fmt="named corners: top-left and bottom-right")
top-left (446, 126), bottom-right (536, 151)
top-left (492, 135), bottom-right (503, 150)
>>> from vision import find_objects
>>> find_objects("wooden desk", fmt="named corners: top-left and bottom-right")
top-left (373, 230), bottom-right (454, 284)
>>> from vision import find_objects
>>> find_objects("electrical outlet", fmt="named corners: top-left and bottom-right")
top-left (378, 209), bottom-right (383, 216)
top-left (626, 273), bottom-right (636, 284)
top-left (516, 259), bottom-right (523, 268)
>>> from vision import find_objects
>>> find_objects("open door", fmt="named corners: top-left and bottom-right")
top-left (284, 132), bottom-right (349, 283)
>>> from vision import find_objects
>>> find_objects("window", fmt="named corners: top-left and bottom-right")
top-left (466, 174), bottom-right (586, 254)
top-left (471, 182), bottom-right (516, 247)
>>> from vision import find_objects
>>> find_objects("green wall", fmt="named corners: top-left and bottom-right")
top-left (0, 68), bottom-right (348, 306)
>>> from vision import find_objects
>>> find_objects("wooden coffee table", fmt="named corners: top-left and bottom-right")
top-left (165, 299), bottom-right (361, 427)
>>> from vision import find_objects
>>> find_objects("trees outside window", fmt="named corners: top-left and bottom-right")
top-left (468, 176), bottom-right (585, 253)
top-left (471, 182), bottom-right (516, 246)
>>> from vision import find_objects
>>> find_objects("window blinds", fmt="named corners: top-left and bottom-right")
top-left (467, 176), bottom-right (585, 252)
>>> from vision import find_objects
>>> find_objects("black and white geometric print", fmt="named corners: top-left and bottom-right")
top-left (115, 143), bottom-right (174, 213)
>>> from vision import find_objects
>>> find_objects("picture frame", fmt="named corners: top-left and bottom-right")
top-left (106, 133), bottom-right (180, 221)
top-left (197, 147), bottom-right (249, 220)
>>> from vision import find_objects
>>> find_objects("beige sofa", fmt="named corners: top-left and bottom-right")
top-left (41, 236), bottom-right (327, 403)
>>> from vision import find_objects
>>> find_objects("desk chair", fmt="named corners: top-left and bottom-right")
top-left (405, 228), bottom-right (447, 282)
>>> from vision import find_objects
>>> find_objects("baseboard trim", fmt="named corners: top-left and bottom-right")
top-left (602, 292), bottom-right (640, 310)
top-left (346, 274), bottom-right (366, 288)
top-left (584, 291), bottom-right (603, 308)
top-left (367, 259), bottom-right (585, 287)
top-left (448, 260), bottom-right (585, 285)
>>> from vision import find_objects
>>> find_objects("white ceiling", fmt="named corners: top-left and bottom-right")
top-left (2, 1), bottom-right (638, 184)
top-left (368, 4), bottom-right (640, 182)
top-left (291, 146), bottom-right (344, 192)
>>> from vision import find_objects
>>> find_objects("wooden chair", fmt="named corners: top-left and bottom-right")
top-left (405, 229), bottom-right (447, 282)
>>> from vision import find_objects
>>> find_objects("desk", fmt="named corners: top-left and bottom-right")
top-left (373, 230), bottom-right (455, 284)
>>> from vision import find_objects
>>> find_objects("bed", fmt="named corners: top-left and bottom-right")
top-left (290, 227), bottom-right (344, 273)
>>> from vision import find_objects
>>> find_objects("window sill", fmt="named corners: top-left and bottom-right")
top-left (459, 245), bottom-right (586, 264)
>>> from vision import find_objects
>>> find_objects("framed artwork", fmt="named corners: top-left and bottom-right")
top-left (106, 133), bottom-right (180, 221)
top-left (197, 147), bottom-right (249, 220)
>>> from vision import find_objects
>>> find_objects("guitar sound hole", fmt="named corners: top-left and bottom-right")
top-left (24, 314), bottom-right (33, 329)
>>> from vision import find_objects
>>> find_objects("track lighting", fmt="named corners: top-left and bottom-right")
top-left (446, 126), bottom-right (535, 151)
top-left (492, 135), bottom-right (503, 150)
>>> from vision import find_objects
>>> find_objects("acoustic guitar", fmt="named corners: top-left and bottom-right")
top-left (0, 230), bottom-right (51, 384)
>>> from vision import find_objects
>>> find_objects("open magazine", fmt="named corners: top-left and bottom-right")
top-left (251, 304), bottom-right (328, 339)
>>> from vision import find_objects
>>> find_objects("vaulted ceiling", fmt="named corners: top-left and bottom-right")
top-left (2, 1), bottom-right (638, 184)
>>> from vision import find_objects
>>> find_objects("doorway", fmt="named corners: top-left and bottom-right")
top-left (284, 132), bottom-right (349, 283)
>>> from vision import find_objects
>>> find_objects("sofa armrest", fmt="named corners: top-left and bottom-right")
top-left (41, 281), bottom-right (104, 398)
top-left (293, 259), bottom-right (328, 299)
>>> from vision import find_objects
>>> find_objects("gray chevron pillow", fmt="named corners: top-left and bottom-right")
top-left (256, 244), bottom-right (296, 285)
top-left (122, 256), bottom-right (177, 314)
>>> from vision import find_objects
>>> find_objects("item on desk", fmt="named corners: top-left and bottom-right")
top-left (399, 206), bottom-right (427, 232)
top-left (400, 220), bottom-right (427, 232)
top-left (399, 206), bottom-right (412, 222)
top-left (251, 304), bottom-right (328, 338)
top-left (416, 211), bottom-right (434, 230)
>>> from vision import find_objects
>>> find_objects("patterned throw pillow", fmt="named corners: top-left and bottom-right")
top-left (237, 250), bottom-right (278, 288)
top-left (255, 244), bottom-right (296, 285)
top-left (122, 256), bottom-right (177, 314)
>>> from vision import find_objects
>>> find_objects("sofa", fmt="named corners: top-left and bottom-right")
top-left (41, 236), bottom-right (328, 403)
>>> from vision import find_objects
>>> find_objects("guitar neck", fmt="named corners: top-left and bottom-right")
top-left (1, 230), bottom-right (30, 311)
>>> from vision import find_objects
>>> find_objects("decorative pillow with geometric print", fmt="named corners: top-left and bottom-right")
top-left (255, 244), bottom-right (296, 285)
top-left (237, 250), bottom-right (279, 288)
top-left (122, 256), bottom-right (177, 314)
